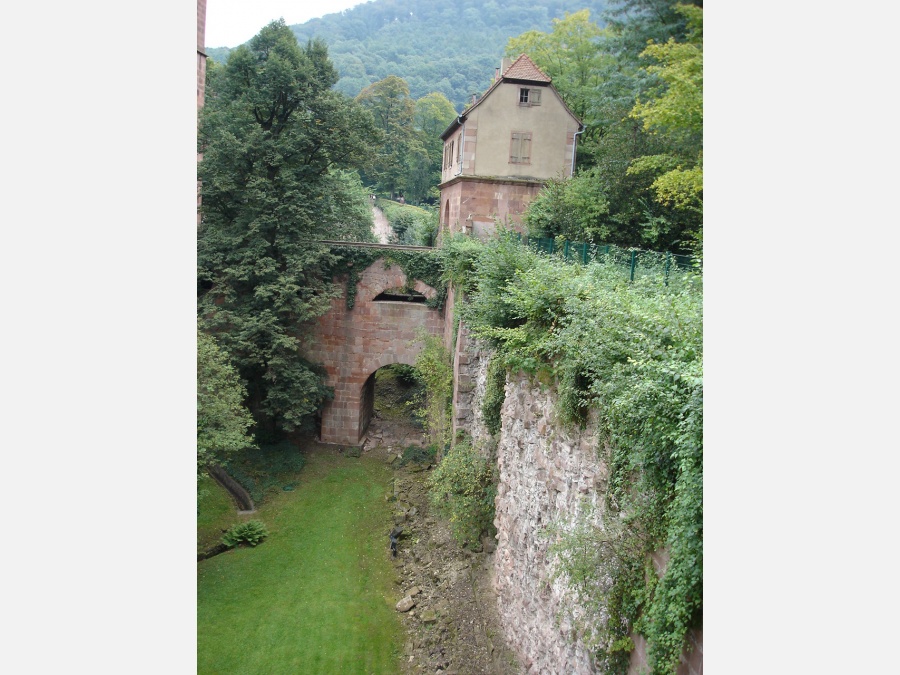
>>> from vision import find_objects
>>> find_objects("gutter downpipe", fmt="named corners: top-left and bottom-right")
top-left (571, 124), bottom-right (585, 176)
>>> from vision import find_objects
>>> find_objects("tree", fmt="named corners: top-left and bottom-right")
top-left (506, 10), bottom-right (609, 125)
top-left (355, 75), bottom-right (422, 198)
top-left (197, 329), bottom-right (256, 484)
top-left (627, 4), bottom-right (702, 213)
top-left (408, 92), bottom-right (458, 203)
top-left (510, 0), bottom-right (702, 251)
top-left (198, 20), bottom-right (379, 437)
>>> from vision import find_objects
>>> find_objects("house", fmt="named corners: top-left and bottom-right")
top-left (438, 54), bottom-right (583, 239)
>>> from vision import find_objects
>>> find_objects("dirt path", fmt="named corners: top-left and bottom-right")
top-left (359, 416), bottom-right (520, 675)
top-left (372, 206), bottom-right (394, 244)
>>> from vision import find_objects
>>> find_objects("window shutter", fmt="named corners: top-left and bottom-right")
top-left (510, 132), bottom-right (532, 164)
top-left (530, 88), bottom-right (541, 106)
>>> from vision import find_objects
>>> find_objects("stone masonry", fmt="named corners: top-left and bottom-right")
top-left (460, 335), bottom-right (702, 675)
top-left (302, 258), bottom-right (445, 445)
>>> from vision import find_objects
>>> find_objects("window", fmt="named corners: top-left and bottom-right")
top-left (444, 140), bottom-right (456, 170)
top-left (518, 88), bottom-right (541, 106)
top-left (509, 131), bottom-right (532, 164)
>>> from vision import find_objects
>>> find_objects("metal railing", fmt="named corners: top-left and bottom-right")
top-left (519, 235), bottom-right (694, 284)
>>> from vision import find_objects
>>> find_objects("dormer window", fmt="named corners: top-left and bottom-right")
top-left (519, 87), bottom-right (541, 106)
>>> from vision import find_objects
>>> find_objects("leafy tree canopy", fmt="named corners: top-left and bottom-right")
top-left (510, 0), bottom-right (702, 252)
top-left (198, 20), bottom-right (380, 437)
top-left (197, 329), bottom-right (256, 483)
top-left (206, 0), bottom-right (609, 111)
top-left (627, 4), bottom-right (702, 212)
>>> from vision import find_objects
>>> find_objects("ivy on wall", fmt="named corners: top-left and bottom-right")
top-left (323, 245), bottom-right (447, 311)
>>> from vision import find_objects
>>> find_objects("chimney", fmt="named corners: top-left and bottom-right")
top-left (471, 93), bottom-right (477, 105)
top-left (501, 57), bottom-right (512, 75)
top-left (495, 67), bottom-right (500, 82)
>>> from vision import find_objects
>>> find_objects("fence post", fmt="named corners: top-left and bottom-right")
top-left (665, 252), bottom-right (671, 287)
top-left (630, 250), bottom-right (637, 281)
top-left (581, 243), bottom-right (588, 265)
top-left (564, 239), bottom-right (570, 260)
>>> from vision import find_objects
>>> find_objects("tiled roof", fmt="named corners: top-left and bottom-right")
top-left (440, 53), bottom-right (579, 139)
top-left (502, 54), bottom-right (551, 83)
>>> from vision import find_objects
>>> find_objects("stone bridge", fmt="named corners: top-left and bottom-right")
top-left (302, 248), bottom-right (452, 445)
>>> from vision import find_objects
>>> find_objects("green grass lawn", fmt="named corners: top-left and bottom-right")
top-left (198, 447), bottom-right (403, 674)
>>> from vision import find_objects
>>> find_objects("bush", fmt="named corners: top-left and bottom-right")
top-left (225, 440), bottom-right (306, 504)
top-left (222, 520), bottom-right (269, 548)
top-left (387, 363), bottom-right (421, 385)
top-left (399, 444), bottom-right (437, 466)
top-left (427, 443), bottom-right (496, 546)
top-left (377, 199), bottom-right (437, 246)
top-left (412, 331), bottom-right (453, 450)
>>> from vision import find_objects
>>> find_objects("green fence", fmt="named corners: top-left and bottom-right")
top-left (519, 235), bottom-right (694, 285)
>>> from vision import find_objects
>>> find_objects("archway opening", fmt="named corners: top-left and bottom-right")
top-left (373, 288), bottom-right (427, 303)
top-left (359, 364), bottom-right (425, 442)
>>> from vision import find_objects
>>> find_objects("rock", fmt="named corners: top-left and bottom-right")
top-left (396, 596), bottom-right (417, 612)
top-left (405, 586), bottom-right (422, 597)
top-left (344, 445), bottom-right (362, 458)
top-left (421, 609), bottom-right (438, 624)
top-left (481, 534), bottom-right (497, 554)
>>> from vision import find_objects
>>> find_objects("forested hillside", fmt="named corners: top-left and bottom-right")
top-left (206, 0), bottom-right (607, 110)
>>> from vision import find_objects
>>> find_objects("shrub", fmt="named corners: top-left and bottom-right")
top-left (225, 440), bottom-right (306, 504)
top-left (387, 363), bottom-right (421, 385)
top-left (222, 520), bottom-right (269, 548)
top-left (427, 443), bottom-right (496, 546)
top-left (399, 444), bottom-right (437, 466)
top-left (412, 331), bottom-right (453, 450)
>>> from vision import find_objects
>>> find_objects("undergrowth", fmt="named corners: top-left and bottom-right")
top-left (224, 439), bottom-right (306, 505)
top-left (399, 444), bottom-right (438, 466)
top-left (427, 439), bottom-right (497, 547)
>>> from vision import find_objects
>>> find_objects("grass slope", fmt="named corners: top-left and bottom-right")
top-left (197, 448), bottom-right (402, 674)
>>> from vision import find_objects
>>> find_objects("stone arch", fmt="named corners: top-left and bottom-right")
top-left (301, 255), bottom-right (446, 445)
top-left (356, 352), bottom-right (420, 441)
top-left (354, 259), bottom-right (437, 304)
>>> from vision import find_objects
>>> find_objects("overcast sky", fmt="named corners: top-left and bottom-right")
top-left (205, 0), bottom-right (370, 48)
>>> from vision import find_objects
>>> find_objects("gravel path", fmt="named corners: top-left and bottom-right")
top-left (372, 206), bottom-right (393, 244)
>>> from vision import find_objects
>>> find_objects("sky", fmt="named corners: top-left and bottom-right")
top-left (206, 0), bottom-right (370, 48)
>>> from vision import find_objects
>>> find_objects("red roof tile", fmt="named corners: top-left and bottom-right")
top-left (503, 54), bottom-right (551, 83)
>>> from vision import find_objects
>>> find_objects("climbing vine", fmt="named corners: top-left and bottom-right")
top-left (323, 245), bottom-right (447, 311)
top-left (481, 353), bottom-right (507, 436)
top-left (411, 329), bottom-right (453, 452)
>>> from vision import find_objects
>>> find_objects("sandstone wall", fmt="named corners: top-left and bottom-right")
top-left (492, 371), bottom-right (606, 674)
top-left (303, 259), bottom-right (444, 445)
top-left (456, 335), bottom-right (702, 675)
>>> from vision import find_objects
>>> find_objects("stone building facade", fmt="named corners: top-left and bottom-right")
top-left (438, 54), bottom-right (583, 239)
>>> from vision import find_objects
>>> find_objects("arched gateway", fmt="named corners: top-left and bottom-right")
top-left (302, 257), bottom-right (447, 445)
